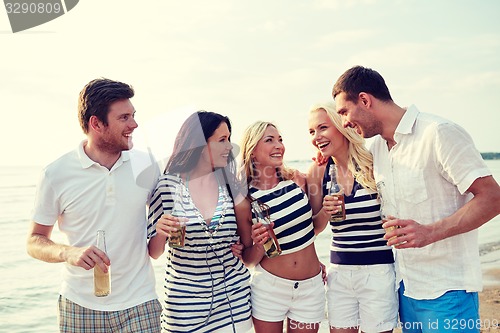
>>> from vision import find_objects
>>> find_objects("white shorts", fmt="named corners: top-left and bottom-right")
top-left (251, 264), bottom-right (326, 324)
top-left (326, 263), bottom-right (398, 332)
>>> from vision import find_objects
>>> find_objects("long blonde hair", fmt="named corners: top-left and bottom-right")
top-left (310, 102), bottom-right (376, 191)
top-left (238, 121), bottom-right (294, 187)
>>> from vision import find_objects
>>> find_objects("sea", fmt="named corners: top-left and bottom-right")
top-left (1, 160), bottom-right (499, 333)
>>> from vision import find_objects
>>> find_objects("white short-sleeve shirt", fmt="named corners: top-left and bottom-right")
top-left (370, 105), bottom-right (491, 300)
top-left (32, 141), bottom-right (160, 310)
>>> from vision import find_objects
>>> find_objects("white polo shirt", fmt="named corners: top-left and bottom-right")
top-left (370, 105), bottom-right (491, 300)
top-left (32, 141), bottom-right (160, 310)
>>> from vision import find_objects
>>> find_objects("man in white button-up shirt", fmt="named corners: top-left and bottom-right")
top-left (332, 66), bottom-right (500, 333)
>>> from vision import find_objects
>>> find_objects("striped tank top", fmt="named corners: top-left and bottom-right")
top-left (322, 159), bottom-right (394, 265)
top-left (249, 180), bottom-right (315, 255)
top-left (147, 173), bottom-right (252, 333)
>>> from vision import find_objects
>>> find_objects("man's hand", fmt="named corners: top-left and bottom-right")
top-left (63, 245), bottom-right (110, 272)
top-left (383, 218), bottom-right (434, 249)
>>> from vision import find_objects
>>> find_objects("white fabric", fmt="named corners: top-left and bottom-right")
top-left (370, 105), bottom-right (491, 300)
top-left (250, 264), bottom-right (325, 324)
top-left (326, 264), bottom-right (398, 332)
top-left (32, 141), bottom-right (160, 310)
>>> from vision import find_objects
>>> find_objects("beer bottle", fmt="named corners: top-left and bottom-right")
top-left (328, 164), bottom-right (346, 222)
top-left (94, 230), bottom-right (111, 297)
top-left (251, 200), bottom-right (281, 258)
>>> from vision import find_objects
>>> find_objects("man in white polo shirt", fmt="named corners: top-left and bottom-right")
top-left (27, 78), bottom-right (161, 332)
top-left (332, 66), bottom-right (500, 333)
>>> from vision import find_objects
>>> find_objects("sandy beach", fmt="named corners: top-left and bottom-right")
top-left (477, 247), bottom-right (500, 333)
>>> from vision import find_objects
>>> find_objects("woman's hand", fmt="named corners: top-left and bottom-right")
top-left (230, 238), bottom-right (244, 260)
top-left (322, 195), bottom-right (342, 215)
top-left (251, 222), bottom-right (272, 245)
top-left (320, 262), bottom-right (327, 284)
top-left (312, 151), bottom-right (329, 166)
top-left (155, 214), bottom-right (188, 238)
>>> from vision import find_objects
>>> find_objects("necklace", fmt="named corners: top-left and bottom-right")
top-left (184, 172), bottom-right (230, 241)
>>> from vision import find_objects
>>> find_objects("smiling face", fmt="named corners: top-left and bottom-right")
top-left (201, 122), bottom-right (233, 169)
top-left (335, 92), bottom-right (382, 139)
top-left (98, 99), bottom-right (138, 153)
top-left (252, 125), bottom-right (285, 169)
top-left (308, 108), bottom-right (348, 158)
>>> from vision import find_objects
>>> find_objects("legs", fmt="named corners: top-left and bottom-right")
top-left (253, 317), bottom-right (321, 333)
top-left (253, 317), bottom-right (283, 333)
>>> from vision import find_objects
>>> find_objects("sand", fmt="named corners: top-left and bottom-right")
top-left (478, 269), bottom-right (500, 333)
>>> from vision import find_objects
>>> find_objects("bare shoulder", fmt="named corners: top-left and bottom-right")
top-left (292, 168), bottom-right (306, 181)
top-left (290, 168), bottom-right (307, 190)
top-left (234, 195), bottom-right (251, 219)
top-left (306, 161), bottom-right (326, 184)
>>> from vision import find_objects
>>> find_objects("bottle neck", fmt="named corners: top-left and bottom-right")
top-left (96, 230), bottom-right (107, 252)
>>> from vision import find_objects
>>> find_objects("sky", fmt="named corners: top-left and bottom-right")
top-left (1, 0), bottom-right (500, 167)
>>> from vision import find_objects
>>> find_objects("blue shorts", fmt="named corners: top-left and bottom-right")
top-left (398, 282), bottom-right (480, 333)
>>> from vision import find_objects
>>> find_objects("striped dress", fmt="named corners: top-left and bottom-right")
top-left (148, 173), bottom-right (252, 333)
top-left (249, 180), bottom-right (315, 255)
top-left (322, 159), bottom-right (394, 265)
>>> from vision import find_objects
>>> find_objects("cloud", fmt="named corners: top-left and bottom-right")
top-left (248, 20), bottom-right (287, 33)
top-left (312, 29), bottom-right (380, 48)
top-left (314, 0), bottom-right (378, 10)
top-left (344, 42), bottom-right (435, 68)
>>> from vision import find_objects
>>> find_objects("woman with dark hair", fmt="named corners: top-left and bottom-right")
top-left (147, 111), bottom-right (252, 333)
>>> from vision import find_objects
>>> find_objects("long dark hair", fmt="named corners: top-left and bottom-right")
top-left (165, 111), bottom-right (242, 199)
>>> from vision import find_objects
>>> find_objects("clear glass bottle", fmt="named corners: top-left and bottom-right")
top-left (376, 181), bottom-right (398, 241)
top-left (328, 164), bottom-right (346, 222)
top-left (94, 230), bottom-right (111, 297)
top-left (251, 200), bottom-right (281, 258)
top-left (168, 184), bottom-right (187, 248)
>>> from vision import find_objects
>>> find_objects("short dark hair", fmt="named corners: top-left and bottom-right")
top-left (333, 66), bottom-right (393, 103)
top-left (78, 78), bottom-right (134, 133)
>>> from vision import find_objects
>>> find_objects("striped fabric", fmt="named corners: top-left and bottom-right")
top-left (322, 159), bottom-right (394, 265)
top-left (249, 180), bottom-right (315, 255)
top-left (58, 296), bottom-right (162, 333)
top-left (148, 173), bottom-right (252, 333)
